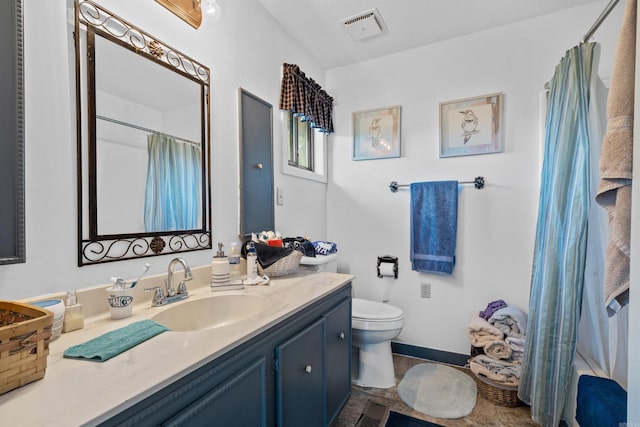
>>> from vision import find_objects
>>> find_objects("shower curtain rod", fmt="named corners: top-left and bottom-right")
top-left (96, 115), bottom-right (201, 147)
top-left (582, 0), bottom-right (621, 43)
top-left (389, 176), bottom-right (485, 193)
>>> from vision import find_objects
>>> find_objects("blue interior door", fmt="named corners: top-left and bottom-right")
top-left (239, 89), bottom-right (274, 237)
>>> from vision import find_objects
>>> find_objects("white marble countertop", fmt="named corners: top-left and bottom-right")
top-left (0, 270), bottom-right (353, 426)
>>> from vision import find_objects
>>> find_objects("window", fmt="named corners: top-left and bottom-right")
top-left (288, 113), bottom-right (313, 171)
top-left (282, 112), bottom-right (327, 184)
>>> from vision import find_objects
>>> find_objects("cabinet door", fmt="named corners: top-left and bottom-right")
top-left (161, 357), bottom-right (267, 427)
top-left (275, 318), bottom-right (324, 427)
top-left (324, 298), bottom-right (352, 426)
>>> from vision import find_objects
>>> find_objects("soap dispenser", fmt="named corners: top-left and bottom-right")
top-left (62, 291), bottom-right (84, 333)
top-left (211, 242), bottom-right (230, 286)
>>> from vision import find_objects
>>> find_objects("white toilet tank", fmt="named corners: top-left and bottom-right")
top-left (299, 253), bottom-right (338, 272)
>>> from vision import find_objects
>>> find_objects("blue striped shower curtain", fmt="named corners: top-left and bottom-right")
top-left (144, 133), bottom-right (202, 232)
top-left (518, 42), bottom-right (598, 427)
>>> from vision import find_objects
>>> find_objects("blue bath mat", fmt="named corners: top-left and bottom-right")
top-left (386, 411), bottom-right (444, 427)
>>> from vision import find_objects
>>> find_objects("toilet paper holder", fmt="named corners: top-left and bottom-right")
top-left (377, 255), bottom-right (398, 279)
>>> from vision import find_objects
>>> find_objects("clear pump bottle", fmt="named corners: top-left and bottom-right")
top-left (247, 242), bottom-right (258, 280)
top-left (228, 242), bottom-right (241, 283)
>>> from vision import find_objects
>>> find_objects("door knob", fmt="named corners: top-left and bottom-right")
top-left (304, 365), bottom-right (312, 374)
top-left (256, 163), bottom-right (263, 169)
top-left (338, 332), bottom-right (345, 340)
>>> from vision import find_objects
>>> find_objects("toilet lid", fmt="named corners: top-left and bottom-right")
top-left (352, 298), bottom-right (403, 321)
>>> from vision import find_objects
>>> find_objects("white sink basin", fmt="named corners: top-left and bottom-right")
top-left (151, 294), bottom-right (270, 331)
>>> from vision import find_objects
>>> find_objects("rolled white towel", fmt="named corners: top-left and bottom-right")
top-left (466, 315), bottom-right (504, 347)
top-left (470, 355), bottom-right (520, 386)
top-left (483, 340), bottom-right (512, 360)
top-left (505, 336), bottom-right (525, 364)
top-left (505, 336), bottom-right (525, 353)
top-left (489, 305), bottom-right (528, 338)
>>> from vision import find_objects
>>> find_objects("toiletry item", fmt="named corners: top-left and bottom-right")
top-left (211, 242), bottom-right (230, 286)
top-left (32, 299), bottom-right (65, 340)
top-left (247, 241), bottom-right (258, 280)
top-left (62, 291), bottom-right (84, 333)
top-left (228, 242), bottom-right (241, 282)
top-left (129, 262), bottom-right (151, 288)
top-left (106, 286), bottom-right (134, 319)
top-left (111, 276), bottom-right (126, 291)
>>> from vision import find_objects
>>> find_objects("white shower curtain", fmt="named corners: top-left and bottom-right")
top-left (576, 74), bottom-right (629, 390)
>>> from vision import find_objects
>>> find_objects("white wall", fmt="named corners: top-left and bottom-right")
top-left (326, 2), bottom-right (624, 355)
top-left (0, 0), bottom-right (327, 300)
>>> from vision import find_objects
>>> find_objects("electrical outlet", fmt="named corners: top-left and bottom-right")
top-left (420, 283), bottom-right (431, 298)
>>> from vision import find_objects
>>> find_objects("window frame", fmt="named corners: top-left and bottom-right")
top-left (282, 112), bottom-right (327, 184)
top-left (288, 113), bottom-right (314, 171)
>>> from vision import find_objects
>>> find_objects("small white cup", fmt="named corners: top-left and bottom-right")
top-left (106, 287), bottom-right (134, 319)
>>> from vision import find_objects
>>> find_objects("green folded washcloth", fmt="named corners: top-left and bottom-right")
top-left (64, 320), bottom-right (170, 362)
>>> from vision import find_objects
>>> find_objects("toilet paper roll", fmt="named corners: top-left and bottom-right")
top-left (379, 263), bottom-right (396, 278)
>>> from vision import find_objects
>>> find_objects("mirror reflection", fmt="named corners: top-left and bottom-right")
top-left (75, 0), bottom-right (211, 265)
top-left (94, 35), bottom-right (203, 235)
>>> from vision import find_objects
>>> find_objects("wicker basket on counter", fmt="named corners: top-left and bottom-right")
top-left (0, 301), bottom-right (53, 395)
top-left (258, 249), bottom-right (303, 277)
top-left (474, 373), bottom-right (521, 407)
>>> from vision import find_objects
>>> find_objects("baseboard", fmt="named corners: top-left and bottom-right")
top-left (391, 342), bottom-right (470, 367)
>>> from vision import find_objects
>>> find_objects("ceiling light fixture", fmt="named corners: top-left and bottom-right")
top-left (203, 0), bottom-right (221, 22)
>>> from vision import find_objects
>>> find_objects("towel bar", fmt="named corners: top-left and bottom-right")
top-left (389, 176), bottom-right (485, 193)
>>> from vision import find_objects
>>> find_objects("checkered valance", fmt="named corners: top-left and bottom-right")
top-left (279, 63), bottom-right (334, 134)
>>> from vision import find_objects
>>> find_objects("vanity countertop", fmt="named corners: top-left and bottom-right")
top-left (0, 271), bottom-right (353, 426)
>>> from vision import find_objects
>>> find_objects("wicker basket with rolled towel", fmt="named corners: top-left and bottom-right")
top-left (244, 242), bottom-right (302, 277)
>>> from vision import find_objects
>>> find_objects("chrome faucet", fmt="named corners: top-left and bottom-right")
top-left (167, 257), bottom-right (193, 297)
top-left (144, 258), bottom-right (193, 307)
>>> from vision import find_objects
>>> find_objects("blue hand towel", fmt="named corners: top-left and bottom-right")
top-left (63, 320), bottom-right (169, 362)
top-left (410, 181), bottom-right (458, 275)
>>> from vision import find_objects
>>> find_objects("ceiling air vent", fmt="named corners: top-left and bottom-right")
top-left (342, 8), bottom-right (386, 41)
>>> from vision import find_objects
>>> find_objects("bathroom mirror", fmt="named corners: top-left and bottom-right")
top-left (0, 0), bottom-right (25, 266)
top-left (75, 0), bottom-right (211, 265)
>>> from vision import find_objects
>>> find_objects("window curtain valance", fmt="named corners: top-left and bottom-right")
top-left (279, 63), bottom-right (334, 134)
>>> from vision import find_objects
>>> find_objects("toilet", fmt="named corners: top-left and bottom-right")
top-left (351, 297), bottom-right (405, 388)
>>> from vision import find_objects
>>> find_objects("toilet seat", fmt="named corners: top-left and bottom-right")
top-left (352, 298), bottom-right (404, 331)
top-left (352, 298), bottom-right (404, 321)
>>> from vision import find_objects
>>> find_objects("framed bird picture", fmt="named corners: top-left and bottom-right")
top-left (439, 93), bottom-right (503, 158)
top-left (352, 105), bottom-right (401, 160)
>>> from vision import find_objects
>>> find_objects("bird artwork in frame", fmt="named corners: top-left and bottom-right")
top-left (352, 105), bottom-right (401, 160)
top-left (439, 93), bottom-right (503, 158)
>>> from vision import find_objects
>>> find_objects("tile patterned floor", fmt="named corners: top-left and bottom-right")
top-left (336, 354), bottom-right (540, 427)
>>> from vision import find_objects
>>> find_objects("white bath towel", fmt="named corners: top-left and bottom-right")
top-left (483, 340), bottom-right (512, 360)
top-left (505, 337), bottom-right (525, 363)
top-left (470, 355), bottom-right (520, 386)
top-left (489, 305), bottom-right (528, 338)
top-left (466, 315), bottom-right (504, 347)
top-left (505, 336), bottom-right (525, 353)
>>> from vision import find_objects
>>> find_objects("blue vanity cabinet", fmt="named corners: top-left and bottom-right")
top-left (99, 283), bottom-right (351, 427)
top-left (275, 319), bottom-right (325, 427)
top-left (274, 297), bottom-right (352, 427)
top-left (324, 298), bottom-right (352, 426)
top-left (161, 357), bottom-right (268, 426)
